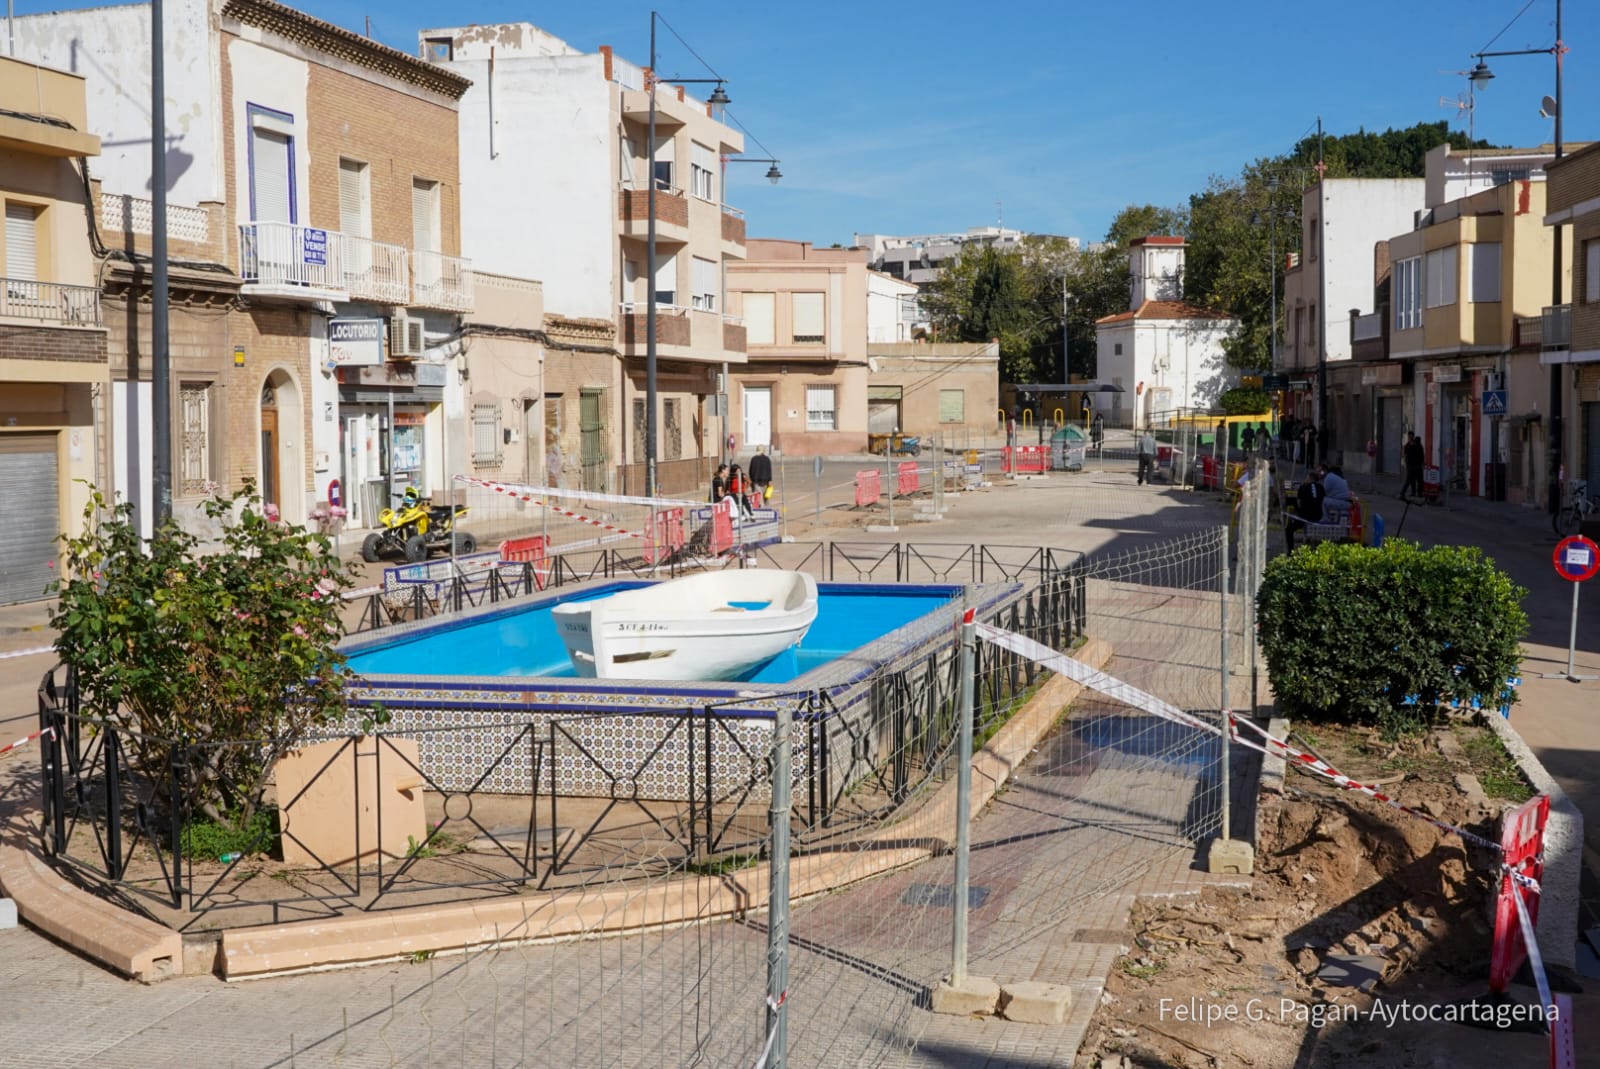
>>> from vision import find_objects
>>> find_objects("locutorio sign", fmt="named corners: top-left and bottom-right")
top-left (329, 317), bottom-right (385, 367)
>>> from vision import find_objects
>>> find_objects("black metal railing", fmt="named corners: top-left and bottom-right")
top-left (37, 544), bottom-right (1090, 928)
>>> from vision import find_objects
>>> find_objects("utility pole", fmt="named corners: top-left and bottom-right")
top-left (1315, 116), bottom-right (1328, 466)
top-left (1547, 0), bottom-right (1565, 515)
top-left (1060, 274), bottom-right (1069, 385)
top-left (644, 11), bottom-right (659, 499)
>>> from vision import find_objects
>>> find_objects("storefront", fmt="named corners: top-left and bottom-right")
top-left (334, 362), bottom-right (445, 528)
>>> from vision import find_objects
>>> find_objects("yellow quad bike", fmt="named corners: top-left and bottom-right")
top-left (360, 488), bottom-right (477, 563)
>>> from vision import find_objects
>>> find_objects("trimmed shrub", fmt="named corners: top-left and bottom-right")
top-left (1217, 388), bottom-right (1271, 417)
top-left (1256, 540), bottom-right (1526, 735)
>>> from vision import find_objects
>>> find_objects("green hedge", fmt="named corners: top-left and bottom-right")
top-left (1217, 388), bottom-right (1271, 416)
top-left (1256, 540), bottom-right (1526, 735)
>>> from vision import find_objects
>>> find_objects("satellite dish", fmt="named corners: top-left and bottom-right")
top-left (1540, 95), bottom-right (1559, 119)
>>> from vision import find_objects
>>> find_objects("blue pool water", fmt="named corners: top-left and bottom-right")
top-left (346, 582), bottom-right (958, 684)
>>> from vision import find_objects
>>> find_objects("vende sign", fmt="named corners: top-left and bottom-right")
top-left (329, 318), bottom-right (385, 367)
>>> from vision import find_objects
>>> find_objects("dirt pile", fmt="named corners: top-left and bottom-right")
top-left (1073, 721), bottom-right (1564, 1069)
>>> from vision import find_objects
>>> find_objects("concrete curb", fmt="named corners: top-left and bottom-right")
top-left (0, 828), bottom-right (182, 982)
top-left (1482, 710), bottom-right (1584, 971)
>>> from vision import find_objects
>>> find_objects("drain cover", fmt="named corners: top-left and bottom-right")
top-left (900, 883), bottom-right (991, 909)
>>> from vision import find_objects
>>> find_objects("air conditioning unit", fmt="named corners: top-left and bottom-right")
top-left (389, 313), bottom-right (425, 359)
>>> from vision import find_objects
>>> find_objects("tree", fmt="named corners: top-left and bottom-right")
top-left (1105, 203), bottom-right (1187, 248)
top-left (51, 485), bottom-right (356, 830)
top-left (923, 244), bottom-right (1043, 381)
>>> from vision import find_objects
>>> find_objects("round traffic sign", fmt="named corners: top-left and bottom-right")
top-left (1553, 535), bottom-right (1600, 583)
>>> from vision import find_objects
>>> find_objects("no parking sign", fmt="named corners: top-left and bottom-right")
top-left (1545, 535), bottom-right (1599, 682)
top-left (1552, 535), bottom-right (1600, 583)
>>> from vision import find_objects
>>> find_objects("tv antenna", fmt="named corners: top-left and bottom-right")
top-left (1439, 67), bottom-right (1479, 185)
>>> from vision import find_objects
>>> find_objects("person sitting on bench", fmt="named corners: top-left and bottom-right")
top-left (1285, 469), bottom-right (1325, 551)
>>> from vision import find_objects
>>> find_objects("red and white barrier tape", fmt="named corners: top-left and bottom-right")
top-left (975, 623), bottom-right (1516, 867)
top-left (749, 991), bottom-right (788, 1069)
top-left (0, 645), bottom-right (54, 661)
top-left (0, 725), bottom-right (54, 759)
top-left (452, 475), bottom-right (703, 512)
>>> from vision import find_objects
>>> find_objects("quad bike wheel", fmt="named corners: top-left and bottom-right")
top-left (361, 533), bottom-right (384, 563)
top-left (454, 532), bottom-right (478, 555)
top-left (404, 534), bottom-right (429, 563)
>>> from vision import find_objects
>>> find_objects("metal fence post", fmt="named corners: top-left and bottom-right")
top-left (765, 697), bottom-right (793, 1068)
top-left (1218, 526), bottom-right (1231, 843)
top-left (951, 606), bottom-right (977, 984)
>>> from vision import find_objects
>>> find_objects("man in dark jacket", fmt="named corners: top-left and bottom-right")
top-left (1400, 432), bottom-right (1425, 500)
top-left (748, 447), bottom-right (773, 499)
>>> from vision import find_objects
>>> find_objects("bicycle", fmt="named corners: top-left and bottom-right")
top-left (1552, 478), bottom-right (1597, 537)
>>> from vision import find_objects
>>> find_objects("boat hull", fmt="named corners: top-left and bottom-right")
top-left (552, 571), bottom-right (818, 681)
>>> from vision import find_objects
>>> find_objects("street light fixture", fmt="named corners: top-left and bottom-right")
top-left (726, 156), bottom-right (783, 185)
top-left (1466, 0), bottom-right (1564, 512)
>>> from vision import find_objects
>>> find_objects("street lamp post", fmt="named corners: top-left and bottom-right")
top-left (1469, 0), bottom-right (1564, 512)
top-left (644, 12), bottom-right (731, 497)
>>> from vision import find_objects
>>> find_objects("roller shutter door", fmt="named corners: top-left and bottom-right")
top-left (0, 434), bottom-right (59, 604)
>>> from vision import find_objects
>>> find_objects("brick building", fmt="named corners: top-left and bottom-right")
top-left (0, 56), bottom-right (105, 604)
top-left (14, 0), bottom-right (477, 531)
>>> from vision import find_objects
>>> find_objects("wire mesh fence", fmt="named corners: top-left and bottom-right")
top-left (146, 524), bottom-right (1252, 1069)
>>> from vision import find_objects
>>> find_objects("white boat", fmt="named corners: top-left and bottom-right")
top-left (552, 570), bottom-right (819, 681)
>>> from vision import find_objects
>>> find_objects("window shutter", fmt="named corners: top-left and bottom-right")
top-left (692, 256), bottom-right (718, 310)
top-left (744, 293), bottom-right (774, 344)
top-left (412, 179), bottom-right (439, 252)
top-left (251, 130), bottom-right (292, 223)
top-left (792, 293), bottom-right (824, 341)
top-left (939, 389), bottom-right (965, 423)
top-left (654, 253), bottom-right (677, 303)
top-left (1470, 243), bottom-right (1501, 303)
top-left (339, 160), bottom-right (368, 238)
top-left (5, 204), bottom-right (39, 280)
top-left (472, 403), bottom-right (503, 466)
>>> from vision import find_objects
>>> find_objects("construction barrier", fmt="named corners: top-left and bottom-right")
top-left (1001, 445), bottom-right (1047, 475)
top-left (855, 469), bottom-right (882, 507)
top-left (498, 535), bottom-right (551, 590)
top-left (706, 498), bottom-right (735, 555)
top-left (1422, 465), bottom-right (1443, 504)
top-left (1489, 793), bottom-right (1549, 995)
top-left (641, 507), bottom-right (686, 565)
top-left (896, 461), bottom-right (919, 497)
top-left (1196, 455), bottom-right (1221, 490)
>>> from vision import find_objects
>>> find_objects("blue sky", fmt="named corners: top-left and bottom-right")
top-left (14, 0), bottom-right (1598, 246)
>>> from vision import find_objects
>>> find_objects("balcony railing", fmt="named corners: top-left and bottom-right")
top-left (343, 234), bottom-right (410, 304)
top-left (1514, 315), bottom-right (1543, 349)
top-left (100, 192), bottom-right (210, 244)
top-left (1542, 304), bottom-right (1571, 349)
top-left (239, 221), bottom-right (346, 297)
top-left (0, 278), bottom-right (102, 326)
top-left (721, 204), bottom-right (746, 245)
top-left (413, 249), bottom-right (473, 312)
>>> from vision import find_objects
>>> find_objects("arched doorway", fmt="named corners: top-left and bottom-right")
top-left (259, 369), bottom-right (305, 525)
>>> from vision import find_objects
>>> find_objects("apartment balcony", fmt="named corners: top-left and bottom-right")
top-left (1513, 314), bottom-right (1544, 349)
top-left (1349, 310), bottom-right (1386, 362)
top-left (1542, 303), bottom-right (1571, 350)
top-left (413, 249), bottom-right (474, 312)
top-left (620, 302), bottom-right (691, 351)
top-left (0, 278), bottom-right (102, 328)
top-left (343, 234), bottom-right (410, 305)
top-left (239, 221), bottom-right (348, 302)
top-left (618, 186), bottom-right (689, 243)
top-left (722, 313), bottom-right (746, 353)
top-left (721, 204), bottom-right (746, 247)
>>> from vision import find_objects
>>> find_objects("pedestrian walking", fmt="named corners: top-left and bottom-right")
top-left (1256, 421), bottom-right (1272, 456)
top-left (1091, 412), bottom-right (1105, 453)
top-left (1400, 432), bottom-right (1425, 500)
top-left (1241, 424), bottom-right (1256, 453)
top-left (728, 464), bottom-right (755, 518)
top-left (1136, 430), bottom-right (1157, 485)
top-left (748, 446), bottom-right (773, 500)
top-left (709, 463), bottom-right (729, 504)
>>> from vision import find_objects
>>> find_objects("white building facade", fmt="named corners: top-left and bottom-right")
top-left (1094, 237), bottom-right (1237, 427)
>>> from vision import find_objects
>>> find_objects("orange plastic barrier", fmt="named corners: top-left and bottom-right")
top-left (896, 461), bottom-right (919, 496)
top-left (855, 469), bottom-right (882, 507)
top-left (709, 498), bottom-right (736, 555)
top-left (1489, 794), bottom-right (1548, 994)
top-left (1000, 445), bottom-right (1047, 475)
top-left (499, 535), bottom-right (550, 590)
top-left (641, 507), bottom-right (686, 565)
